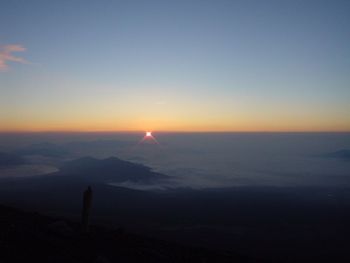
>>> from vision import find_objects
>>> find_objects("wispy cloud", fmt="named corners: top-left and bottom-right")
top-left (156, 100), bottom-right (167, 105)
top-left (0, 44), bottom-right (29, 71)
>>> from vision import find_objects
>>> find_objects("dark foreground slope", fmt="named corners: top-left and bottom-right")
top-left (1, 156), bottom-right (350, 262)
top-left (0, 205), bottom-right (258, 263)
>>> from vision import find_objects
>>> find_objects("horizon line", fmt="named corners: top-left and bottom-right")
top-left (0, 130), bottom-right (349, 134)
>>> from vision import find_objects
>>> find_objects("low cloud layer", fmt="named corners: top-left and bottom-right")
top-left (0, 44), bottom-right (28, 71)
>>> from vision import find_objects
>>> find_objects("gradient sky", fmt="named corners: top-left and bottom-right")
top-left (1, 0), bottom-right (349, 132)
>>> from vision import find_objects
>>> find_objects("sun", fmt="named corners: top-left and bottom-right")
top-left (139, 131), bottom-right (159, 145)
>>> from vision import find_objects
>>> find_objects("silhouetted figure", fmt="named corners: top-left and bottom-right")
top-left (81, 186), bottom-right (93, 233)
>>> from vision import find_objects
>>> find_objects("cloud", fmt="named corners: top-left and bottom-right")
top-left (155, 100), bottom-right (167, 105)
top-left (0, 44), bottom-right (29, 71)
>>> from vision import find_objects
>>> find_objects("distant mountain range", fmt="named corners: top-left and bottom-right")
top-left (323, 149), bottom-right (350, 160)
top-left (14, 142), bottom-right (70, 157)
top-left (13, 140), bottom-right (131, 158)
top-left (0, 152), bottom-right (26, 167)
top-left (55, 156), bottom-right (167, 183)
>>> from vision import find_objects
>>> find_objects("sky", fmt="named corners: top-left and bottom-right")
top-left (1, 0), bottom-right (349, 132)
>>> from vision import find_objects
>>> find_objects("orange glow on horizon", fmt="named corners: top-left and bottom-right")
top-left (1, 112), bottom-right (350, 133)
top-left (1, 125), bottom-right (350, 133)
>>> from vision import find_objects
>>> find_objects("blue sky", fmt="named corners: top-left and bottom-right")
top-left (1, 0), bottom-right (350, 131)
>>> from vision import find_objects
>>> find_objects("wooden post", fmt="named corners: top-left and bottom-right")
top-left (81, 186), bottom-right (93, 233)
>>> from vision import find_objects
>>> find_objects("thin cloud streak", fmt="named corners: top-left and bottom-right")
top-left (0, 44), bottom-right (29, 71)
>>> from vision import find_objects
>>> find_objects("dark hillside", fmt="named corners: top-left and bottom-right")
top-left (0, 204), bottom-right (259, 263)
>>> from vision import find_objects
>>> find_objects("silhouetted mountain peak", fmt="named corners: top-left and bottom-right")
top-left (68, 156), bottom-right (99, 164)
